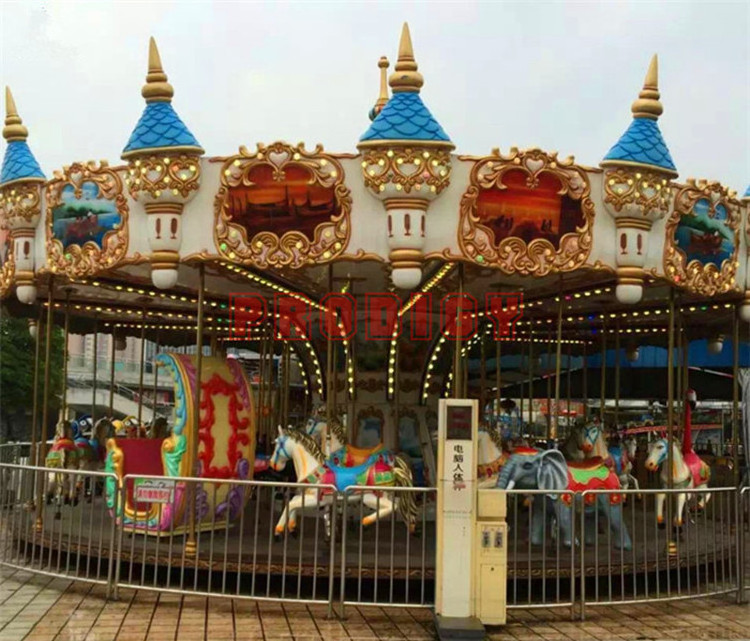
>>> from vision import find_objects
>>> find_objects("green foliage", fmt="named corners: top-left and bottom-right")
top-left (0, 312), bottom-right (64, 419)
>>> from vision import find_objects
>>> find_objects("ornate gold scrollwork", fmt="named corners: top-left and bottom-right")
top-left (0, 230), bottom-right (14, 298)
top-left (458, 148), bottom-right (594, 275)
top-left (360, 147), bottom-right (451, 196)
top-left (45, 161), bottom-right (129, 278)
top-left (214, 142), bottom-right (352, 269)
top-left (603, 168), bottom-right (672, 216)
top-left (663, 179), bottom-right (740, 296)
top-left (0, 182), bottom-right (41, 225)
top-left (124, 154), bottom-right (201, 200)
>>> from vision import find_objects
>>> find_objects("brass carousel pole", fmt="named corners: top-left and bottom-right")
top-left (546, 327), bottom-right (553, 438)
top-left (666, 288), bottom-right (676, 555)
top-left (600, 319), bottom-right (607, 425)
top-left (566, 340), bottom-right (572, 436)
top-left (152, 330), bottom-right (161, 424)
top-left (480, 328), bottom-right (487, 418)
top-left (676, 303), bottom-right (683, 432)
top-left (583, 341), bottom-right (588, 419)
top-left (27, 306), bottom-right (43, 510)
top-left (495, 336), bottom-right (501, 427)
top-left (615, 322), bottom-right (620, 430)
top-left (91, 319), bottom-right (98, 424)
top-left (552, 290), bottom-right (563, 443)
top-left (527, 326), bottom-right (534, 429)
top-left (732, 307), bottom-right (740, 487)
top-left (137, 310), bottom-right (146, 426)
top-left (282, 341), bottom-right (291, 428)
top-left (109, 329), bottom-right (116, 416)
top-left (186, 264), bottom-right (206, 557)
top-left (453, 264), bottom-right (464, 398)
top-left (60, 290), bottom-right (71, 421)
top-left (30, 306), bottom-right (43, 461)
top-left (36, 280), bottom-right (55, 530)
top-left (325, 264), bottom-right (334, 449)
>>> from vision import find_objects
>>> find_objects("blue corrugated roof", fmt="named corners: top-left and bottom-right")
top-left (360, 92), bottom-right (451, 144)
top-left (122, 101), bottom-right (202, 157)
top-left (743, 184), bottom-right (749, 198)
top-left (602, 118), bottom-right (676, 174)
top-left (0, 140), bottom-right (45, 186)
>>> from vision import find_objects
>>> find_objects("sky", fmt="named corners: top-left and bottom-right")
top-left (0, 1), bottom-right (748, 193)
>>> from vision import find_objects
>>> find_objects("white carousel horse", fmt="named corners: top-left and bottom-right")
top-left (645, 438), bottom-right (711, 528)
top-left (476, 426), bottom-right (511, 488)
top-left (269, 426), bottom-right (417, 535)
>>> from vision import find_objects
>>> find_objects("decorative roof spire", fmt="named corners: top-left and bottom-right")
top-left (631, 54), bottom-right (662, 120)
top-left (369, 56), bottom-right (390, 122)
top-left (389, 23), bottom-right (423, 94)
top-left (0, 88), bottom-right (45, 186)
top-left (600, 54), bottom-right (676, 177)
top-left (122, 37), bottom-right (203, 159)
top-left (3, 87), bottom-right (28, 142)
top-left (142, 37), bottom-right (174, 103)
top-left (359, 24), bottom-right (452, 148)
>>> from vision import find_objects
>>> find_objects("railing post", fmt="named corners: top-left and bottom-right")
top-left (738, 489), bottom-right (746, 604)
top-left (338, 490), bottom-right (349, 620)
top-left (106, 472), bottom-right (119, 600)
top-left (113, 475), bottom-right (127, 601)
top-left (579, 491), bottom-right (586, 621)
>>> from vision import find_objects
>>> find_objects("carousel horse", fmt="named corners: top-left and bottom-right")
top-left (576, 424), bottom-right (641, 496)
top-left (269, 426), bottom-right (418, 536)
top-left (45, 421), bottom-right (81, 510)
top-left (305, 408), bottom-right (347, 457)
top-left (644, 390), bottom-right (711, 529)
top-left (477, 424), bottom-right (511, 488)
top-left (561, 422), bottom-right (605, 462)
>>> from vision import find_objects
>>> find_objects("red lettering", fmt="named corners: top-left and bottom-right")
top-left (409, 292), bottom-right (432, 341)
top-left (365, 293), bottom-right (400, 340)
top-left (485, 293), bottom-right (523, 340)
top-left (320, 293), bottom-right (356, 341)
top-left (274, 294), bottom-right (312, 340)
top-left (230, 294), bottom-right (266, 337)
top-left (440, 294), bottom-right (477, 340)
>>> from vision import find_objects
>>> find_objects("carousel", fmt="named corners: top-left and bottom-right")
top-left (0, 24), bottom-right (747, 608)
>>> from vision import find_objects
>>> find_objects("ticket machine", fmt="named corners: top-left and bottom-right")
top-left (435, 398), bottom-right (508, 638)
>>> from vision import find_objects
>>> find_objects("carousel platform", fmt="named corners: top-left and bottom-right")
top-left (9, 489), bottom-right (738, 598)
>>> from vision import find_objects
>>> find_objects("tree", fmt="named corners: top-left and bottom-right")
top-left (0, 309), bottom-right (64, 441)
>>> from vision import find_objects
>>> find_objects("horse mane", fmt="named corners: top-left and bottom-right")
top-left (484, 426), bottom-right (504, 452)
top-left (286, 428), bottom-right (326, 464)
top-left (327, 417), bottom-right (348, 444)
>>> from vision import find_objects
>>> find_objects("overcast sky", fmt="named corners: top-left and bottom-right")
top-left (1, 1), bottom-right (747, 192)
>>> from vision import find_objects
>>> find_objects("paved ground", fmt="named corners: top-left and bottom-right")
top-left (1, 569), bottom-right (750, 641)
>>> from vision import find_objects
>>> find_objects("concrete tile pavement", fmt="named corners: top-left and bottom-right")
top-left (1, 569), bottom-right (749, 640)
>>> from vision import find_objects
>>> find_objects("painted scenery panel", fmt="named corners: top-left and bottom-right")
top-left (225, 165), bottom-right (339, 242)
top-left (475, 170), bottom-right (584, 249)
top-left (52, 182), bottom-right (122, 250)
top-left (674, 198), bottom-right (733, 267)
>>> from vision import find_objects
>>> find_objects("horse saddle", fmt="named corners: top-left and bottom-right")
top-left (330, 444), bottom-right (389, 468)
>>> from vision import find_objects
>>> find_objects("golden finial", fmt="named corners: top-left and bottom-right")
top-left (631, 54), bottom-right (663, 120)
top-left (3, 87), bottom-right (28, 142)
top-left (389, 23), bottom-right (424, 94)
top-left (369, 56), bottom-right (390, 120)
top-left (141, 37), bottom-right (174, 103)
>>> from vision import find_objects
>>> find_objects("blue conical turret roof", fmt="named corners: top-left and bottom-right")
top-left (0, 88), bottom-right (45, 187)
top-left (601, 55), bottom-right (677, 177)
top-left (121, 38), bottom-right (203, 160)
top-left (358, 24), bottom-right (453, 149)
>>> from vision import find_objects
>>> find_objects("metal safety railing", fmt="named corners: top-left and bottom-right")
top-left (0, 457), bottom-right (747, 620)
top-left (0, 462), bottom-right (119, 596)
top-left (338, 485), bottom-right (435, 616)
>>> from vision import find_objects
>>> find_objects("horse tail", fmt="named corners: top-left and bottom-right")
top-left (393, 454), bottom-right (418, 527)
